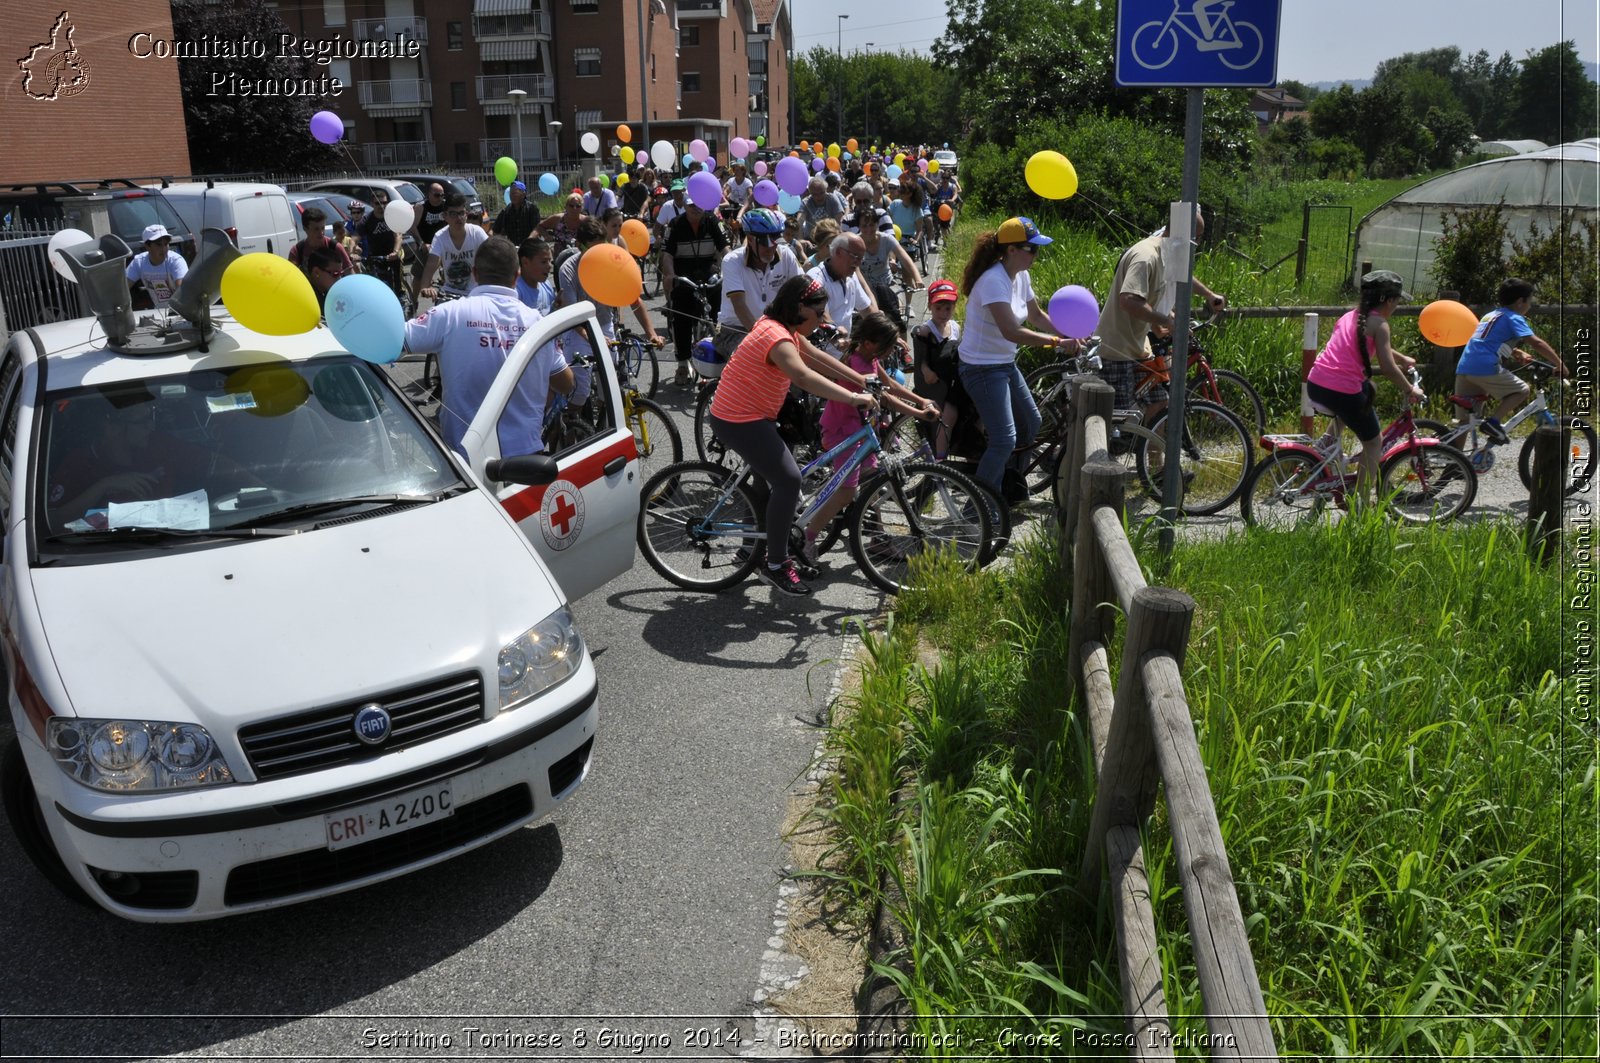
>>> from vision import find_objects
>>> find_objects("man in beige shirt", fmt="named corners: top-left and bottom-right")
top-left (1095, 206), bottom-right (1226, 412)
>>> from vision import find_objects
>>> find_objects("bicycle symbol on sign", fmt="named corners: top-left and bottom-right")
top-left (1131, 0), bottom-right (1265, 71)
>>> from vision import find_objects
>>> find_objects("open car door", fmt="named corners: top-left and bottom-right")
top-left (461, 301), bottom-right (638, 601)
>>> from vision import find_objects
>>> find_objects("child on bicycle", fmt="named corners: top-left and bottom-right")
top-left (801, 311), bottom-right (934, 564)
top-left (1305, 269), bottom-right (1425, 507)
top-left (1455, 277), bottom-right (1570, 443)
top-left (911, 279), bottom-right (964, 459)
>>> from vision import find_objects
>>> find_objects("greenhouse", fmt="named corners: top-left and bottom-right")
top-left (1353, 138), bottom-right (1599, 292)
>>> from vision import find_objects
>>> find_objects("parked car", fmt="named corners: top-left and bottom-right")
top-left (391, 173), bottom-right (485, 216)
top-left (285, 192), bottom-right (343, 241)
top-left (302, 178), bottom-right (424, 236)
top-left (933, 149), bottom-right (959, 175)
top-left (160, 182), bottom-right (296, 259)
top-left (0, 268), bottom-right (640, 919)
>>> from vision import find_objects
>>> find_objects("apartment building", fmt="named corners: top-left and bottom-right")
top-left (275, 0), bottom-right (790, 173)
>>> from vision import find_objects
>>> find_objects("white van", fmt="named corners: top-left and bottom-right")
top-left (161, 182), bottom-right (298, 259)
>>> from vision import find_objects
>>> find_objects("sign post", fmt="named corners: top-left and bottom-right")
top-left (1115, 0), bottom-right (1280, 550)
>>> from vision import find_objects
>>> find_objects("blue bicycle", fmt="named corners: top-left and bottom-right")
top-left (636, 381), bottom-right (993, 594)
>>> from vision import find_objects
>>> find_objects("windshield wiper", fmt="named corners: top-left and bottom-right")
top-left (226, 489), bottom-right (465, 529)
top-left (41, 525), bottom-right (294, 546)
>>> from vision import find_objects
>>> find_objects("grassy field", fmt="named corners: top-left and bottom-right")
top-left (812, 518), bottom-right (1594, 1057)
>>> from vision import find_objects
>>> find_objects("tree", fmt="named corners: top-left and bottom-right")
top-left (1509, 41), bottom-right (1597, 144)
top-left (170, 0), bottom-right (341, 174)
top-left (789, 47), bottom-right (958, 147)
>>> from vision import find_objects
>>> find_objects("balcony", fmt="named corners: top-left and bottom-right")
top-left (477, 73), bottom-right (555, 107)
top-left (481, 136), bottom-right (557, 165)
top-left (472, 9), bottom-right (550, 40)
top-left (358, 79), bottom-right (432, 116)
top-left (351, 15), bottom-right (429, 46)
top-left (362, 140), bottom-right (436, 168)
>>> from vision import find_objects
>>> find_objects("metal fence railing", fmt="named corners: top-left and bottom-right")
top-left (0, 221), bottom-right (85, 336)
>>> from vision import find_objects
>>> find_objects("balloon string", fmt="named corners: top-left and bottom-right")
top-left (340, 141), bottom-right (367, 178)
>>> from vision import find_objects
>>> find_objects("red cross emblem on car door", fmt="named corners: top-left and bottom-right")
top-left (539, 480), bottom-right (586, 551)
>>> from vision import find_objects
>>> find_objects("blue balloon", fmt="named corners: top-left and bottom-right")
top-left (682, 153), bottom-right (695, 170)
top-left (886, 164), bottom-right (903, 180)
top-left (538, 172), bottom-right (560, 196)
top-left (777, 192), bottom-right (803, 214)
top-left (325, 274), bottom-right (405, 364)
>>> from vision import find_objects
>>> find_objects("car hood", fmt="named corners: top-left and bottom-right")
top-left (30, 494), bottom-right (559, 726)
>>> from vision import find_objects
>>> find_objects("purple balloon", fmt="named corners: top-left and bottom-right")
top-left (811, 157), bottom-right (826, 173)
top-left (1048, 284), bottom-right (1101, 339)
top-left (775, 156), bottom-right (809, 195)
top-left (310, 110), bottom-right (343, 145)
top-left (687, 171), bottom-right (722, 211)
top-left (752, 179), bottom-right (779, 207)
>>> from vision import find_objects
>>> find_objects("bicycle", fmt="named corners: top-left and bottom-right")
top-left (611, 322), bottom-right (663, 399)
top-left (416, 288), bottom-right (464, 398)
top-left (667, 274), bottom-right (722, 384)
top-left (1411, 359), bottom-right (1595, 497)
top-left (637, 380), bottom-right (993, 595)
top-left (1242, 370), bottom-right (1478, 528)
top-left (610, 326), bottom-right (682, 487)
top-left (1147, 318), bottom-right (1267, 433)
top-left (1131, 0), bottom-right (1265, 72)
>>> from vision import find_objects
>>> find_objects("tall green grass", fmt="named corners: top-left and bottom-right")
top-left (810, 517), bottom-right (1594, 1057)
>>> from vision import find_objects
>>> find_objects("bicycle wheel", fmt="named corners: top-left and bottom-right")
top-left (1517, 416), bottom-right (1596, 496)
top-left (848, 461), bottom-right (991, 594)
top-left (974, 479), bottom-right (1013, 566)
top-left (1138, 400), bottom-right (1253, 516)
top-left (1379, 443), bottom-right (1477, 523)
top-left (1191, 367), bottom-right (1266, 435)
top-left (1021, 361), bottom-right (1079, 495)
top-left (628, 396), bottom-right (683, 487)
top-left (881, 413), bottom-right (931, 461)
top-left (618, 337), bottom-right (661, 400)
top-left (693, 380), bottom-right (738, 469)
top-left (637, 461), bottom-right (763, 591)
top-left (1241, 451), bottom-right (1332, 530)
top-left (1050, 420), bottom-right (1167, 523)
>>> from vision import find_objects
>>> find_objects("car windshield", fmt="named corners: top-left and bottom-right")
top-left (38, 356), bottom-right (464, 549)
top-left (394, 183), bottom-right (425, 204)
top-left (107, 195), bottom-right (189, 243)
top-left (935, 151), bottom-right (956, 162)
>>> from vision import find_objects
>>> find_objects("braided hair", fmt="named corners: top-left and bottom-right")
top-left (1355, 274), bottom-right (1403, 376)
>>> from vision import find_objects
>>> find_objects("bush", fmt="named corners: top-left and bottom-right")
top-left (1429, 201), bottom-right (1509, 302)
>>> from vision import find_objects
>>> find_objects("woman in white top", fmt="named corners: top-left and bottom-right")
top-left (957, 216), bottom-right (1075, 498)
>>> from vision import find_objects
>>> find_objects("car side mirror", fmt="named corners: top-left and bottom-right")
top-left (485, 454), bottom-right (558, 485)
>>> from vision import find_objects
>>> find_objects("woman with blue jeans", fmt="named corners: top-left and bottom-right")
top-left (957, 217), bottom-right (1075, 500)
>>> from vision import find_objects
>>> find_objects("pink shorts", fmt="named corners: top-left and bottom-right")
top-left (822, 421), bottom-right (879, 489)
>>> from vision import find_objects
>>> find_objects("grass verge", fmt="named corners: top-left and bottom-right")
top-left (806, 516), bottom-right (1595, 1057)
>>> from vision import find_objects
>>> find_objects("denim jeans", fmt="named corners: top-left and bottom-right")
top-left (959, 360), bottom-right (1040, 492)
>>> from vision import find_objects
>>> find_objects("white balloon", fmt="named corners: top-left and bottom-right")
top-left (384, 198), bottom-right (415, 235)
top-left (581, 131), bottom-right (600, 155)
top-left (47, 228), bottom-right (93, 282)
top-left (652, 140), bottom-right (676, 171)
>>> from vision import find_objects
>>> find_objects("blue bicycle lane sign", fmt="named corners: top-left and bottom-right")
top-left (1115, 0), bottom-right (1280, 86)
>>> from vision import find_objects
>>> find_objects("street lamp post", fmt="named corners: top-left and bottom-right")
top-left (549, 120), bottom-right (562, 166)
top-left (864, 43), bottom-right (874, 147)
top-left (836, 14), bottom-right (848, 142)
top-left (507, 88), bottom-right (527, 174)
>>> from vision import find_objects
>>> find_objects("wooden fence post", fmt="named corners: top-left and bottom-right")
top-left (1062, 378), bottom-right (1116, 539)
top-left (1069, 458), bottom-right (1129, 711)
top-left (1081, 586), bottom-right (1196, 896)
top-left (1528, 422), bottom-right (1568, 564)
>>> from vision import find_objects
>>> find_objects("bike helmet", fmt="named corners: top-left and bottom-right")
top-left (691, 336), bottom-right (724, 379)
top-left (742, 208), bottom-right (784, 236)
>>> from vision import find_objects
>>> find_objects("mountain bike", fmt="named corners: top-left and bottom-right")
top-left (611, 322), bottom-right (663, 398)
top-left (1242, 370), bottom-right (1477, 528)
top-left (1147, 318), bottom-right (1267, 433)
top-left (638, 380), bottom-right (992, 595)
top-left (1411, 359), bottom-right (1595, 496)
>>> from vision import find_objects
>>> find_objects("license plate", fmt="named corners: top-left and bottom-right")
top-left (325, 782), bottom-right (454, 851)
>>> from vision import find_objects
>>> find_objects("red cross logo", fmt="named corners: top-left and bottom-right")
top-left (549, 491), bottom-right (578, 536)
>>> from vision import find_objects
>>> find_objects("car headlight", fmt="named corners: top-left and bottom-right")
top-left (497, 606), bottom-right (584, 712)
top-left (46, 719), bottom-right (234, 792)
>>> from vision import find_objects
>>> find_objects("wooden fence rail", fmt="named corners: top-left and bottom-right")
top-left (1061, 377), bottom-right (1279, 1062)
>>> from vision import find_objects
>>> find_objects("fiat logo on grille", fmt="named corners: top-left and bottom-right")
top-left (353, 704), bottom-right (391, 746)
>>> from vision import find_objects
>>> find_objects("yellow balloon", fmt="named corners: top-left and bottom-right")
top-left (928, 159), bottom-right (940, 174)
top-left (620, 146), bottom-right (635, 164)
top-left (894, 153), bottom-right (906, 167)
top-left (892, 224), bottom-right (903, 241)
top-left (828, 143), bottom-right (841, 158)
top-left (221, 253), bottom-right (320, 335)
top-left (1025, 150), bottom-right (1079, 200)
top-left (225, 359), bottom-right (311, 418)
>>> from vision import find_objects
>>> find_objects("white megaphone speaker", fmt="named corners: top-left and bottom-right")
top-left (58, 233), bottom-right (136, 346)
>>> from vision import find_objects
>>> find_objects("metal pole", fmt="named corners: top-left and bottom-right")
top-left (836, 15), bottom-right (849, 142)
top-left (507, 88), bottom-right (527, 175)
top-left (637, 0), bottom-right (651, 157)
top-left (864, 43), bottom-right (874, 146)
top-left (1159, 87), bottom-right (1203, 554)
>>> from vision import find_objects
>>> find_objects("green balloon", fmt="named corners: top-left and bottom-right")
top-left (494, 156), bottom-right (517, 186)
top-left (756, 135), bottom-right (766, 147)
top-left (598, 173), bottom-right (611, 189)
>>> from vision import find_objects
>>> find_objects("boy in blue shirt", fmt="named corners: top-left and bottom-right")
top-left (1456, 278), bottom-right (1568, 443)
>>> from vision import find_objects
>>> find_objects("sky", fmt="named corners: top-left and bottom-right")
top-left (791, 0), bottom-right (1600, 84)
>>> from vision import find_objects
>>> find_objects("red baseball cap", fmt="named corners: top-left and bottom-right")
top-left (927, 279), bottom-right (958, 303)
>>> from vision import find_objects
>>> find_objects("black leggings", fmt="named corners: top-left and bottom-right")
top-left (709, 413), bottom-right (800, 565)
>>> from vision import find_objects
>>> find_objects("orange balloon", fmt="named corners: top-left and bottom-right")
top-left (577, 244), bottom-right (642, 307)
top-left (1418, 299), bottom-right (1478, 347)
top-left (846, 138), bottom-right (859, 154)
top-left (619, 218), bottom-right (650, 258)
top-left (799, 140), bottom-right (810, 152)
top-left (616, 124), bottom-right (632, 144)
top-left (938, 203), bottom-right (953, 222)
top-left (788, 150), bottom-right (799, 158)
top-left (825, 156), bottom-right (841, 173)
top-left (863, 161), bottom-right (873, 175)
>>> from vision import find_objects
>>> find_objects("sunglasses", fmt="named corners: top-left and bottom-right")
top-left (1014, 244), bottom-right (1040, 255)
top-left (749, 234), bottom-right (777, 246)
top-left (316, 264), bottom-right (347, 278)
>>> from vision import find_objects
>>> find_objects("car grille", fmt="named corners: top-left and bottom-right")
top-left (238, 672), bottom-right (485, 781)
top-left (224, 784), bottom-right (532, 907)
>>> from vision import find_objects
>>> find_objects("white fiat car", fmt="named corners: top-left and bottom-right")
top-left (0, 294), bottom-right (639, 921)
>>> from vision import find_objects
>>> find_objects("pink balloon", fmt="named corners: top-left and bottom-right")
top-left (690, 138), bottom-right (710, 162)
top-left (752, 180), bottom-right (779, 207)
top-left (1047, 285), bottom-right (1100, 339)
top-left (730, 137), bottom-right (748, 159)
top-left (635, 149), bottom-right (650, 167)
top-left (686, 171), bottom-right (722, 211)
top-left (918, 158), bottom-right (930, 173)
top-left (753, 160), bottom-right (768, 177)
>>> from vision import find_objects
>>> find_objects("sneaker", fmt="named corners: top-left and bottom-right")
top-left (792, 550), bottom-right (822, 581)
top-left (1481, 417), bottom-right (1510, 445)
top-left (674, 363), bottom-right (693, 386)
top-left (756, 558), bottom-right (812, 595)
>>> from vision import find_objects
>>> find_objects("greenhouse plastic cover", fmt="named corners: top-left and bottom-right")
top-left (1354, 139), bottom-right (1599, 292)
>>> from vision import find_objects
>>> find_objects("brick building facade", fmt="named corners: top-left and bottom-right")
top-left (3, 1), bottom-right (192, 183)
